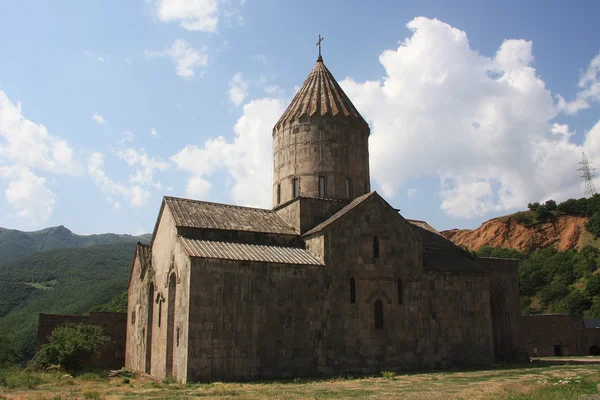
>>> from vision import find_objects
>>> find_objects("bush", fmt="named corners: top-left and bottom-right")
top-left (513, 211), bottom-right (535, 226)
top-left (586, 211), bottom-right (600, 239)
top-left (528, 202), bottom-right (541, 211)
top-left (32, 323), bottom-right (111, 372)
top-left (535, 205), bottom-right (552, 221)
top-left (557, 290), bottom-right (592, 315)
top-left (380, 370), bottom-right (396, 379)
top-left (0, 331), bottom-right (18, 368)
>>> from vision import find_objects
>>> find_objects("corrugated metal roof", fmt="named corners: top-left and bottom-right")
top-left (164, 197), bottom-right (297, 235)
top-left (178, 237), bottom-right (323, 266)
top-left (303, 192), bottom-right (374, 237)
top-left (275, 59), bottom-right (368, 129)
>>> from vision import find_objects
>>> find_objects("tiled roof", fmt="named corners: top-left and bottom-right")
top-left (303, 192), bottom-right (374, 237)
top-left (164, 197), bottom-right (297, 235)
top-left (275, 59), bottom-right (368, 129)
top-left (178, 237), bottom-right (322, 266)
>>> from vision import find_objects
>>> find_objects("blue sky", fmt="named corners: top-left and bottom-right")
top-left (0, 0), bottom-right (599, 235)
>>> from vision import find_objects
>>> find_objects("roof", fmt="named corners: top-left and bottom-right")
top-left (303, 192), bottom-right (374, 237)
top-left (275, 58), bottom-right (368, 129)
top-left (164, 196), bottom-right (297, 235)
top-left (178, 237), bottom-right (322, 266)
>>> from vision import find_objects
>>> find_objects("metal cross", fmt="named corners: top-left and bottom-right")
top-left (316, 34), bottom-right (324, 58)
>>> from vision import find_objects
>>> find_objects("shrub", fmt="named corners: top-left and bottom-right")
top-left (0, 331), bottom-right (18, 368)
top-left (535, 205), bottom-right (552, 221)
top-left (513, 211), bottom-right (535, 226)
top-left (586, 211), bottom-right (600, 239)
top-left (528, 202), bottom-right (541, 211)
top-left (32, 323), bottom-right (111, 372)
top-left (3, 369), bottom-right (47, 389)
top-left (381, 370), bottom-right (396, 379)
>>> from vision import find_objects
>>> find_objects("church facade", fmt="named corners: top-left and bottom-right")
top-left (125, 53), bottom-right (525, 382)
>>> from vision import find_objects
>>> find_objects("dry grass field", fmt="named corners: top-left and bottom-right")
top-left (2, 359), bottom-right (600, 400)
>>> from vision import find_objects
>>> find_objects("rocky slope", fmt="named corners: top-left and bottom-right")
top-left (441, 213), bottom-right (598, 252)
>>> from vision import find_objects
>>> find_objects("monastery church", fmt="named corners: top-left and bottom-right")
top-left (125, 49), bottom-right (525, 382)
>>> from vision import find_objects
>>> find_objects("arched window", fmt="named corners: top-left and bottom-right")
top-left (350, 277), bottom-right (356, 304)
top-left (373, 235), bottom-right (380, 258)
top-left (397, 279), bottom-right (403, 305)
top-left (374, 300), bottom-right (383, 329)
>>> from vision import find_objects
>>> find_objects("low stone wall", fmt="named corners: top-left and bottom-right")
top-left (520, 314), bottom-right (600, 356)
top-left (37, 312), bottom-right (127, 369)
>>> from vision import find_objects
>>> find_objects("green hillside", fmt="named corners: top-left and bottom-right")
top-left (0, 225), bottom-right (150, 265)
top-left (0, 242), bottom-right (138, 360)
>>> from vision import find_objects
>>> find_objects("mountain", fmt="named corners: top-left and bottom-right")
top-left (0, 242), bottom-right (138, 360)
top-left (442, 213), bottom-right (599, 252)
top-left (0, 225), bottom-right (151, 265)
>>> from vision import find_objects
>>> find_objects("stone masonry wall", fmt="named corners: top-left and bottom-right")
top-left (187, 258), bottom-right (326, 381)
top-left (520, 314), bottom-right (600, 356)
top-left (125, 252), bottom-right (147, 372)
top-left (316, 194), bottom-right (494, 372)
top-left (38, 312), bottom-right (126, 370)
top-left (273, 115), bottom-right (370, 205)
top-left (275, 197), bottom-right (348, 234)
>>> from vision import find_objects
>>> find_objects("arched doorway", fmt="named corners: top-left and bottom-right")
top-left (145, 282), bottom-right (154, 374)
top-left (589, 345), bottom-right (600, 355)
top-left (165, 273), bottom-right (177, 377)
top-left (490, 285), bottom-right (513, 362)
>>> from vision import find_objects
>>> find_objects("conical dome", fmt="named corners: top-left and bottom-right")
top-left (275, 59), bottom-right (368, 129)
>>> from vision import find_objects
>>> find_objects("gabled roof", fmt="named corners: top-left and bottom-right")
top-left (275, 58), bottom-right (368, 129)
top-left (303, 192), bottom-right (375, 237)
top-left (163, 196), bottom-right (297, 235)
top-left (178, 237), bottom-right (322, 266)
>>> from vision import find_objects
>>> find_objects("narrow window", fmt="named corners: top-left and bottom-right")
top-left (350, 277), bottom-right (356, 304)
top-left (319, 176), bottom-right (326, 197)
top-left (276, 183), bottom-right (281, 204)
top-left (293, 178), bottom-right (299, 198)
top-left (176, 326), bottom-right (180, 347)
top-left (397, 279), bottom-right (403, 305)
top-left (364, 182), bottom-right (368, 194)
top-left (131, 310), bottom-right (136, 325)
top-left (158, 300), bottom-right (162, 327)
top-left (373, 235), bottom-right (380, 258)
top-left (345, 178), bottom-right (352, 198)
top-left (374, 300), bottom-right (383, 329)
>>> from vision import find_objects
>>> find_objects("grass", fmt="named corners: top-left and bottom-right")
top-left (2, 360), bottom-right (600, 399)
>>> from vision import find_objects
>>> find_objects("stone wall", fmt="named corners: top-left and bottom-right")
top-left (187, 258), bottom-right (326, 381)
top-left (520, 314), bottom-right (600, 356)
top-left (37, 312), bottom-right (126, 370)
top-left (125, 247), bottom-right (150, 373)
top-left (273, 114), bottom-right (370, 205)
top-left (317, 194), bottom-right (494, 372)
top-left (275, 197), bottom-right (348, 234)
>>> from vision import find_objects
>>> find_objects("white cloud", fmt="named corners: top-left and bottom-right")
top-left (152, 0), bottom-right (219, 32)
top-left (557, 52), bottom-right (600, 115)
top-left (228, 72), bottom-right (248, 106)
top-left (0, 166), bottom-right (55, 223)
top-left (407, 188), bottom-right (418, 197)
top-left (119, 131), bottom-right (135, 145)
top-left (146, 39), bottom-right (208, 79)
top-left (150, 128), bottom-right (159, 137)
top-left (0, 90), bottom-right (80, 175)
top-left (87, 152), bottom-right (150, 208)
top-left (264, 85), bottom-right (284, 97)
top-left (91, 112), bottom-right (106, 124)
top-left (172, 97), bottom-right (284, 206)
top-left (339, 17), bottom-right (600, 219)
top-left (84, 50), bottom-right (106, 62)
top-left (116, 147), bottom-right (169, 187)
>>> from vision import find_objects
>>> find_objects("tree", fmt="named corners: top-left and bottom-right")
top-left (32, 323), bottom-right (111, 371)
top-left (528, 202), bottom-right (541, 211)
top-left (544, 199), bottom-right (557, 211)
top-left (0, 330), bottom-right (18, 367)
top-left (586, 211), bottom-right (600, 239)
top-left (535, 205), bottom-right (552, 221)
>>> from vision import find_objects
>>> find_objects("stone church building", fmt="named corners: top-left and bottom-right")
top-left (125, 53), bottom-right (525, 382)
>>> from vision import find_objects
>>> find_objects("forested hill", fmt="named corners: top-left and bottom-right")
top-left (0, 225), bottom-right (151, 265)
top-left (0, 242), bottom-right (138, 360)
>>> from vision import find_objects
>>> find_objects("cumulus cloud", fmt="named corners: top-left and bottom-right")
top-left (146, 39), bottom-right (208, 79)
top-left (0, 166), bottom-right (55, 223)
top-left (338, 17), bottom-right (600, 219)
top-left (116, 148), bottom-right (169, 188)
top-left (91, 112), bottom-right (106, 124)
top-left (228, 72), bottom-right (248, 106)
top-left (557, 52), bottom-right (600, 115)
top-left (87, 152), bottom-right (150, 208)
top-left (172, 97), bottom-right (285, 206)
top-left (152, 0), bottom-right (219, 32)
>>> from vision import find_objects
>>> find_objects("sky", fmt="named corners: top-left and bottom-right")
top-left (1, 0), bottom-right (600, 235)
